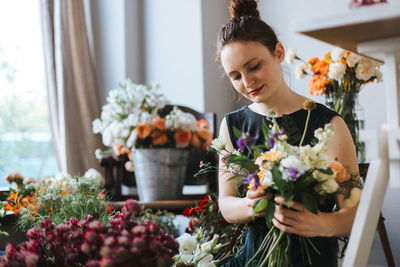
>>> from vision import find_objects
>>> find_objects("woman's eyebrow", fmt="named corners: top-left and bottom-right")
top-left (228, 57), bottom-right (258, 76)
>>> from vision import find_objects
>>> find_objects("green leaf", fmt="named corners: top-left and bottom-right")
top-left (282, 115), bottom-right (301, 146)
top-left (253, 199), bottom-right (268, 214)
top-left (301, 192), bottom-right (318, 214)
top-left (261, 120), bottom-right (270, 149)
top-left (318, 168), bottom-right (333, 175)
top-left (271, 165), bottom-right (285, 195)
top-left (233, 126), bottom-right (242, 139)
top-left (265, 199), bottom-right (275, 229)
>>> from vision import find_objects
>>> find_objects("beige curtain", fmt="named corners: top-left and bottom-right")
top-left (40, 0), bottom-right (103, 175)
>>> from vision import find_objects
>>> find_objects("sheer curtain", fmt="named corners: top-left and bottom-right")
top-left (40, 0), bottom-right (103, 175)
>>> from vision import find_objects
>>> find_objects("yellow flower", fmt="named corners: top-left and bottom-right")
top-left (303, 99), bottom-right (317, 111)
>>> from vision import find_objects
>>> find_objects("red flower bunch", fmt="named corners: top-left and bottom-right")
top-left (182, 195), bottom-right (228, 233)
top-left (0, 199), bottom-right (179, 267)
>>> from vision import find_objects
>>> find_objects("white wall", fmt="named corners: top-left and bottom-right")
top-left (143, 0), bottom-right (204, 112)
top-left (258, 1), bottom-right (398, 265)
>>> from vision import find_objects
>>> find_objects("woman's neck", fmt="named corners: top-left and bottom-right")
top-left (248, 87), bottom-right (307, 117)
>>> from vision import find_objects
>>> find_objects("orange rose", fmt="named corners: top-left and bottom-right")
top-left (151, 130), bottom-right (168, 146)
top-left (191, 133), bottom-right (202, 148)
top-left (330, 160), bottom-right (347, 183)
top-left (307, 57), bottom-right (319, 67)
top-left (136, 123), bottom-right (152, 139)
top-left (308, 75), bottom-right (327, 96)
top-left (174, 128), bottom-right (192, 148)
top-left (196, 128), bottom-right (211, 141)
top-left (197, 119), bottom-right (210, 130)
top-left (152, 118), bottom-right (166, 131)
top-left (313, 60), bottom-right (329, 75)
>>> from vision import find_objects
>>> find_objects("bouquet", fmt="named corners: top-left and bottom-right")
top-left (285, 47), bottom-right (382, 161)
top-left (0, 199), bottom-right (179, 267)
top-left (207, 100), bottom-right (362, 267)
top-left (92, 80), bottom-right (212, 171)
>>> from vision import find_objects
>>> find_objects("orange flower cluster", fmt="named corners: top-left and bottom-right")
top-left (307, 55), bottom-right (332, 96)
top-left (135, 118), bottom-right (212, 149)
top-left (4, 192), bottom-right (37, 214)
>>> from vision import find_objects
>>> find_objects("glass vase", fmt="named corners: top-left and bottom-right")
top-left (325, 94), bottom-right (366, 163)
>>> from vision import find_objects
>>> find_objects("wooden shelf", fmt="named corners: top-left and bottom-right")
top-left (295, 3), bottom-right (400, 59)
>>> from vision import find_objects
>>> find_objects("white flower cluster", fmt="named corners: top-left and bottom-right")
top-left (92, 80), bottom-right (170, 148)
top-left (165, 106), bottom-right (197, 131)
top-left (174, 231), bottom-right (222, 267)
top-left (265, 124), bottom-right (338, 194)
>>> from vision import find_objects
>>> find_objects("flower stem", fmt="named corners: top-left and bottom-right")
top-left (299, 110), bottom-right (311, 146)
top-left (259, 230), bottom-right (285, 267)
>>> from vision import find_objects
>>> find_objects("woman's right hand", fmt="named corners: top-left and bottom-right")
top-left (245, 189), bottom-right (271, 218)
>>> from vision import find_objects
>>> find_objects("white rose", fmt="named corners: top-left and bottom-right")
top-left (211, 136), bottom-right (226, 152)
top-left (285, 48), bottom-right (297, 64)
top-left (295, 63), bottom-right (307, 79)
top-left (330, 47), bottom-right (346, 61)
top-left (355, 58), bottom-right (375, 81)
top-left (179, 112), bottom-right (197, 131)
top-left (176, 233), bottom-right (197, 255)
top-left (328, 62), bottom-right (346, 81)
top-left (321, 178), bottom-right (339, 194)
top-left (346, 53), bottom-right (361, 67)
top-left (374, 68), bottom-right (383, 83)
top-left (312, 169), bottom-right (336, 182)
top-left (260, 170), bottom-right (273, 187)
top-left (344, 187), bottom-right (362, 207)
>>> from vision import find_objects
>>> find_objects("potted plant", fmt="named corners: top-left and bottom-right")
top-left (92, 80), bottom-right (212, 201)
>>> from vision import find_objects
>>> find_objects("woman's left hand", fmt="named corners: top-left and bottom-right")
top-left (272, 196), bottom-right (331, 237)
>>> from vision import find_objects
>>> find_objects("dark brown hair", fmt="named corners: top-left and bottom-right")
top-left (217, 0), bottom-right (279, 59)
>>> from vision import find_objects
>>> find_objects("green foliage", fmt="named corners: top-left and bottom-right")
top-left (17, 170), bottom-right (112, 231)
top-left (282, 115), bottom-right (301, 146)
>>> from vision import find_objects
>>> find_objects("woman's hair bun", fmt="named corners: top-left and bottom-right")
top-left (230, 0), bottom-right (260, 19)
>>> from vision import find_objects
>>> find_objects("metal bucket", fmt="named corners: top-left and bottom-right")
top-left (132, 148), bottom-right (189, 201)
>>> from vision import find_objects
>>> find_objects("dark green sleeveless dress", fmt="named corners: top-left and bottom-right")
top-left (222, 103), bottom-right (339, 267)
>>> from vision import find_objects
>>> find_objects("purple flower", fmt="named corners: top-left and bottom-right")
top-left (268, 129), bottom-right (285, 149)
top-left (243, 173), bottom-right (258, 185)
top-left (285, 168), bottom-right (304, 181)
top-left (243, 173), bottom-right (261, 190)
top-left (237, 132), bottom-right (258, 151)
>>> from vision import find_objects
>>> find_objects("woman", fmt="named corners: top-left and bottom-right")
top-left (216, 0), bottom-right (360, 266)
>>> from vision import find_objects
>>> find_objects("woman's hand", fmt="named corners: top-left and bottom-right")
top-left (272, 196), bottom-right (332, 237)
top-left (246, 189), bottom-right (271, 219)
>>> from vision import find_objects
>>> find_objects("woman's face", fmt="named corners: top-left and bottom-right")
top-left (220, 41), bottom-right (285, 103)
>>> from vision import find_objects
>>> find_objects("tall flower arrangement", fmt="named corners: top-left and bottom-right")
top-left (92, 80), bottom-right (212, 170)
top-left (206, 101), bottom-right (362, 267)
top-left (286, 47), bottom-right (382, 161)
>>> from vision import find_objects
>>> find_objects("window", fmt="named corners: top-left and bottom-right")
top-left (0, 1), bottom-right (58, 187)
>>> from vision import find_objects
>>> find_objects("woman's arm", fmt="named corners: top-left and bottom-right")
top-left (218, 118), bottom-right (270, 224)
top-left (272, 116), bottom-right (360, 237)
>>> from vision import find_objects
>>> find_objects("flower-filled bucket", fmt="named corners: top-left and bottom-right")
top-left (133, 148), bottom-right (189, 201)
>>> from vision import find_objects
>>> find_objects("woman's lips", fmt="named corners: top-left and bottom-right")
top-left (249, 85), bottom-right (263, 95)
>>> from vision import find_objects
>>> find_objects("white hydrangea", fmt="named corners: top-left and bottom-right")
top-left (93, 80), bottom-right (169, 149)
top-left (83, 168), bottom-right (103, 182)
top-left (166, 106), bottom-right (197, 131)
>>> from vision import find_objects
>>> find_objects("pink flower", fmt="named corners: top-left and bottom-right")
top-left (100, 257), bottom-right (114, 267)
